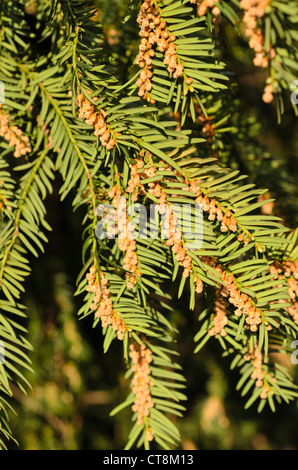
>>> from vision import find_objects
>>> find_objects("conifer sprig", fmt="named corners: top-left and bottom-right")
top-left (0, 0), bottom-right (296, 449)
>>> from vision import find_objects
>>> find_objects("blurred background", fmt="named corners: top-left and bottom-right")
top-left (8, 0), bottom-right (298, 449)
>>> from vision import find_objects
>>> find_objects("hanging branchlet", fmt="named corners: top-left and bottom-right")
top-left (244, 343), bottom-right (276, 399)
top-left (195, 1), bottom-right (276, 103)
top-left (201, 256), bottom-right (264, 332)
top-left (208, 289), bottom-right (229, 337)
top-left (124, 148), bottom-right (291, 342)
top-left (195, 0), bottom-right (270, 66)
top-left (192, 186), bottom-right (237, 233)
top-left (136, 0), bottom-right (191, 101)
top-left (0, 180), bottom-right (13, 215)
top-left (129, 154), bottom-right (194, 278)
top-left (270, 259), bottom-right (298, 325)
top-left (193, 0), bottom-right (222, 24)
